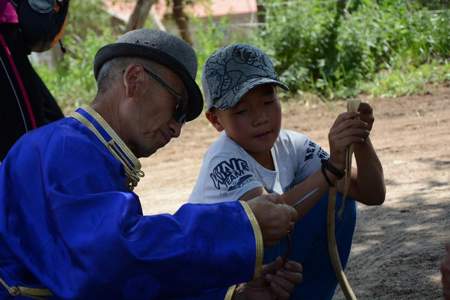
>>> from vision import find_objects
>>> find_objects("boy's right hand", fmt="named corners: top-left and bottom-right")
top-left (247, 194), bottom-right (297, 246)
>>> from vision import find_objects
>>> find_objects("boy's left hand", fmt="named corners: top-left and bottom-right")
top-left (265, 258), bottom-right (303, 299)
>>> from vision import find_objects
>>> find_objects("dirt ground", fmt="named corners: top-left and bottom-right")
top-left (135, 84), bottom-right (450, 299)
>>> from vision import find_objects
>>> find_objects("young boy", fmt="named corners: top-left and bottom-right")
top-left (188, 44), bottom-right (386, 299)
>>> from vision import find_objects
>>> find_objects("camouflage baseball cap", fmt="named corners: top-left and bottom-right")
top-left (202, 44), bottom-right (288, 110)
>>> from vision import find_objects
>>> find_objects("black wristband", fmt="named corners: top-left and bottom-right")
top-left (321, 159), bottom-right (345, 179)
top-left (321, 163), bottom-right (335, 187)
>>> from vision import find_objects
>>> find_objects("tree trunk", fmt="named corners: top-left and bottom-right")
top-left (172, 0), bottom-right (193, 45)
top-left (256, 0), bottom-right (266, 25)
top-left (150, 8), bottom-right (166, 31)
top-left (126, 0), bottom-right (157, 32)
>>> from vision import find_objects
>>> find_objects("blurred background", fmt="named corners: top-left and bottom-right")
top-left (31, 0), bottom-right (449, 111)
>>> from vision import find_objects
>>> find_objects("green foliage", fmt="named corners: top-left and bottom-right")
top-left (191, 16), bottom-right (229, 83)
top-left (361, 60), bottom-right (450, 97)
top-left (408, 0), bottom-right (449, 10)
top-left (34, 0), bottom-right (116, 110)
top-left (64, 0), bottom-right (113, 38)
top-left (35, 30), bottom-right (115, 110)
top-left (190, 16), bottom-right (246, 86)
top-left (255, 0), bottom-right (450, 98)
top-left (35, 0), bottom-right (244, 109)
top-left (34, 0), bottom-right (450, 109)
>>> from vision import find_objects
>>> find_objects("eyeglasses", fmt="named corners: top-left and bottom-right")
top-left (142, 67), bottom-right (187, 124)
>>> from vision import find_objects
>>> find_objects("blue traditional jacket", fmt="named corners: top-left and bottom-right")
top-left (0, 107), bottom-right (263, 300)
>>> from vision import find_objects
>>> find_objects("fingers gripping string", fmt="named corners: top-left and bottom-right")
top-left (338, 99), bottom-right (361, 219)
top-left (328, 98), bottom-right (360, 300)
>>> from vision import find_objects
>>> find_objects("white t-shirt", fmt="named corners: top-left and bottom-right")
top-left (188, 129), bottom-right (329, 204)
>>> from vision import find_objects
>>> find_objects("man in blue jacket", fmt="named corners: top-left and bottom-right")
top-left (0, 29), bottom-right (301, 300)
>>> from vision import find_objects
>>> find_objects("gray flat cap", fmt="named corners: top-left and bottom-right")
top-left (93, 29), bottom-right (203, 122)
top-left (202, 44), bottom-right (288, 110)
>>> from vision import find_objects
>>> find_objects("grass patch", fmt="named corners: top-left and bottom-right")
top-left (360, 61), bottom-right (450, 98)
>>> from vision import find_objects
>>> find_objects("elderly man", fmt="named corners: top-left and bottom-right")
top-left (0, 29), bottom-right (300, 300)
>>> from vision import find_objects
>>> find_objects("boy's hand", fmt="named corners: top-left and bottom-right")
top-left (358, 102), bottom-right (375, 131)
top-left (247, 194), bottom-right (297, 246)
top-left (328, 103), bottom-right (373, 168)
top-left (233, 257), bottom-right (303, 300)
top-left (264, 257), bottom-right (303, 299)
top-left (442, 244), bottom-right (450, 299)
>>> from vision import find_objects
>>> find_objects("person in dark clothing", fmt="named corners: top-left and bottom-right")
top-left (0, 0), bottom-right (65, 160)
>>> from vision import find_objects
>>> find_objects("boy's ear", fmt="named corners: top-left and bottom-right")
top-left (205, 110), bottom-right (224, 132)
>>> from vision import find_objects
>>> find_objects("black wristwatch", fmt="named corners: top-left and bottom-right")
top-left (321, 159), bottom-right (345, 180)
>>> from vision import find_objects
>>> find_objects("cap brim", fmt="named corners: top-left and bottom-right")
top-left (213, 77), bottom-right (288, 110)
top-left (94, 43), bottom-right (203, 122)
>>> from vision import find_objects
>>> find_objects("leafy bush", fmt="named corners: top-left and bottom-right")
top-left (255, 0), bottom-right (450, 98)
top-left (361, 61), bottom-right (450, 97)
top-left (35, 1), bottom-right (244, 109)
top-left (191, 16), bottom-right (247, 87)
top-left (34, 0), bottom-right (116, 110)
top-left (35, 29), bottom-right (115, 110)
top-left (34, 0), bottom-right (449, 108)
top-left (191, 16), bottom-right (230, 86)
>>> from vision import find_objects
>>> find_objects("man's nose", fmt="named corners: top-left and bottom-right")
top-left (168, 119), bottom-right (182, 138)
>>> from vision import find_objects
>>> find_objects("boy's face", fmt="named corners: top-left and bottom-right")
top-left (207, 84), bottom-right (282, 155)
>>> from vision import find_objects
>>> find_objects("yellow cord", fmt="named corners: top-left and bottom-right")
top-left (329, 98), bottom-right (360, 299)
top-left (327, 187), bottom-right (357, 300)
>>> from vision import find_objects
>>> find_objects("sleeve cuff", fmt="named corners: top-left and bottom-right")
top-left (224, 285), bottom-right (237, 300)
top-left (239, 200), bottom-right (264, 279)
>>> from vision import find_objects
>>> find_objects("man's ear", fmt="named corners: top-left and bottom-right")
top-left (123, 64), bottom-right (146, 99)
top-left (205, 110), bottom-right (224, 132)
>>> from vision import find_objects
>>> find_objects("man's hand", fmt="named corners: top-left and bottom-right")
top-left (233, 257), bottom-right (303, 300)
top-left (247, 194), bottom-right (297, 246)
top-left (441, 244), bottom-right (450, 299)
top-left (328, 103), bottom-right (372, 169)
